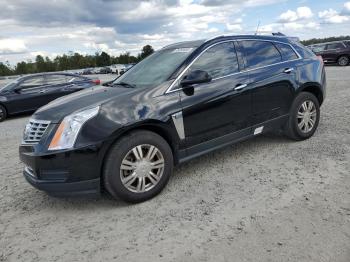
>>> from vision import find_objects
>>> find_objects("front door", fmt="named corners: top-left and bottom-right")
top-left (178, 41), bottom-right (252, 150)
top-left (6, 75), bottom-right (47, 113)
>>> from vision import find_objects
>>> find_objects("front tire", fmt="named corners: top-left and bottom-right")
top-left (285, 92), bottom-right (320, 141)
top-left (0, 105), bottom-right (7, 122)
top-left (338, 56), bottom-right (349, 66)
top-left (103, 130), bottom-right (173, 203)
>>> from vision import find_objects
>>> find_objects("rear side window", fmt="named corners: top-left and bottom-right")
top-left (45, 75), bottom-right (68, 85)
top-left (189, 42), bottom-right (239, 79)
top-left (311, 45), bottom-right (326, 52)
top-left (275, 43), bottom-right (299, 61)
top-left (241, 40), bottom-right (282, 69)
top-left (326, 42), bottom-right (345, 50)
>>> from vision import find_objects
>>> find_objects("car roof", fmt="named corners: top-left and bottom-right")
top-left (162, 34), bottom-right (295, 51)
top-left (18, 72), bottom-right (84, 80)
top-left (309, 40), bottom-right (346, 46)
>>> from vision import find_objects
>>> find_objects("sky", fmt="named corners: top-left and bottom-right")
top-left (0, 0), bottom-right (350, 65)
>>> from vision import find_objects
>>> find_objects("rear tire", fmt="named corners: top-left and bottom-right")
top-left (285, 92), bottom-right (320, 141)
top-left (0, 105), bottom-right (7, 122)
top-left (103, 130), bottom-right (173, 203)
top-left (338, 56), bottom-right (349, 66)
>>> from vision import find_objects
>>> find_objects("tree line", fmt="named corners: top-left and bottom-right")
top-left (300, 35), bottom-right (350, 46)
top-left (0, 45), bottom-right (154, 77)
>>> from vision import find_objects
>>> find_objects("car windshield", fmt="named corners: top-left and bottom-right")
top-left (0, 78), bottom-right (20, 92)
top-left (112, 47), bottom-right (195, 89)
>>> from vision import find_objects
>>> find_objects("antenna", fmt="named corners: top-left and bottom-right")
top-left (255, 21), bottom-right (261, 35)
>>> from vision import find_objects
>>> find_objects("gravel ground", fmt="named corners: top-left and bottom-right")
top-left (0, 67), bottom-right (349, 262)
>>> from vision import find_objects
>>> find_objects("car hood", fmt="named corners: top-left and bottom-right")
top-left (33, 86), bottom-right (137, 123)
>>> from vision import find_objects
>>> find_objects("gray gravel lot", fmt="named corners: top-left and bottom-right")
top-left (0, 67), bottom-right (349, 262)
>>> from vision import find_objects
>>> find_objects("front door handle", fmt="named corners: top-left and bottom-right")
top-left (283, 68), bottom-right (294, 74)
top-left (234, 83), bottom-right (247, 91)
top-left (39, 90), bottom-right (46, 94)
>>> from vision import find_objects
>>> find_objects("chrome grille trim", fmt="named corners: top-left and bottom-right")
top-left (22, 119), bottom-right (51, 144)
top-left (24, 165), bottom-right (36, 178)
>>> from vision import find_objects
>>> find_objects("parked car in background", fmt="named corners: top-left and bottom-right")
top-left (308, 41), bottom-right (350, 66)
top-left (19, 35), bottom-right (326, 203)
top-left (99, 67), bottom-right (113, 74)
top-left (0, 73), bottom-right (100, 121)
top-left (82, 68), bottom-right (93, 75)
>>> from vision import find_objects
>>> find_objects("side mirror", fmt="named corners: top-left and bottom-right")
top-left (180, 70), bottom-right (212, 88)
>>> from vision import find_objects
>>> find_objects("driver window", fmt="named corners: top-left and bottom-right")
top-left (187, 42), bottom-right (239, 79)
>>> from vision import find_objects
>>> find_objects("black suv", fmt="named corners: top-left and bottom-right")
top-left (19, 35), bottom-right (326, 203)
top-left (309, 41), bottom-right (350, 66)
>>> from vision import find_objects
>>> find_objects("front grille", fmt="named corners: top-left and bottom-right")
top-left (23, 119), bottom-right (50, 144)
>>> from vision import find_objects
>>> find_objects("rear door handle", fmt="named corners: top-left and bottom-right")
top-left (234, 83), bottom-right (247, 91)
top-left (39, 90), bottom-right (46, 94)
top-left (283, 68), bottom-right (294, 74)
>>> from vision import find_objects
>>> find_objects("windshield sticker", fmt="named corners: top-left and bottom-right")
top-left (172, 48), bottom-right (193, 53)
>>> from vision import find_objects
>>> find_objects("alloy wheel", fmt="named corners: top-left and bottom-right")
top-left (120, 144), bottom-right (165, 193)
top-left (338, 56), bottom-right (349, 66)
top-left (297, 100), bottom-right (317, 133)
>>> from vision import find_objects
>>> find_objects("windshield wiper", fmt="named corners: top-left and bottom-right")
top-left (114, 82), bottom-right (136, 89)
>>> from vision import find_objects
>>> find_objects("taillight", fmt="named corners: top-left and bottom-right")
top-left (317, 55), bottom-right (324, 65)
top-left (92, 79), bottom-right (100, 85)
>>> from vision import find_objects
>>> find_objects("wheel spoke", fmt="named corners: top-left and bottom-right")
top-left (121, 159), bottom-right (136, 171)
top-left (136, 177), bottom-right (146, 192)
top-left (150, 159), bottom-right (165, 169)
top-left (302, 102), bottom-right (308, 111)
top-left (298, 120), bottom-right (305, 129)
top-left (132, 146), bottom-right (143, 160)
top-left (297, 111), bottom-right (304, 118)
top-left (146, 145), bottom-right (157, 160)
top-left (147, 171), bottom-right (160, 185)
top-left (309, 118), bottom-right (315, 128)
top-left (123, 172), bottom-right (137, 186)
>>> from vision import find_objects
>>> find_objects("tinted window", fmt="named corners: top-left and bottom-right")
top-left (189, 42), bottom-right (239, 79)
top-left (275, 43), bottom-right (298, 61)
top-left (19, 76), bottom-right (45, 89)
top-left (311, 45), bottom-right (326, 52)
top-left (45, 75), bottom-right (68, 85)
top-left (326, 43), bottom-right (345, 50)
top-left (241, 40), bottom-right (282, 69)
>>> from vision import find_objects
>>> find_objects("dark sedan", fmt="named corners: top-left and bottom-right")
top-left (0, 73), bottom-right (100, 121)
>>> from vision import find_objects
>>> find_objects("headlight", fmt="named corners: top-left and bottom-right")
top-left (48, 106), bottom-right (100, 150)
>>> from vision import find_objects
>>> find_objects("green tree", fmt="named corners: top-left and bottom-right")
top-left (35, 55), bottom-right (46, 72)
top-left (0, 62), bottom-right (13, 76)
top-left (139, 45), bottom-right (154, 60)
top-left (96, 51), bottom-right (111, 67)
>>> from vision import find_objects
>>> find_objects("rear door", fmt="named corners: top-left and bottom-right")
top-left (239, 40), bottom-right (298, 127)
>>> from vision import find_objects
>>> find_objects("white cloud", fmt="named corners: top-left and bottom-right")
top-left (297, 6), bottom-right (313, 19)
top-left (226, 23), bottom-right (242, 32)
top-left (0, 39), bottom-right (27, 54)
top-left (319, 8), bottom-right (349, 23)
top-left (344, 2), bottom-right (350, 13)
top-left (278, 6), bottom-right (313, 22)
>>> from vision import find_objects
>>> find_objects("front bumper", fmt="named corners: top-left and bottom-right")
top-left (19, 143), bottom-right (105, 197)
